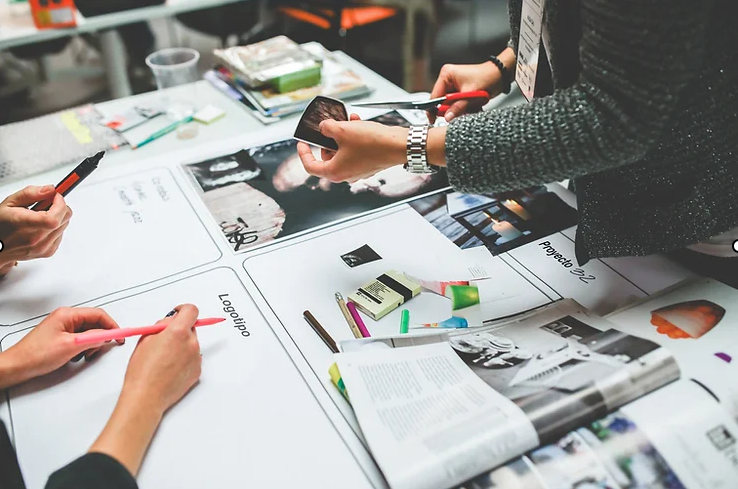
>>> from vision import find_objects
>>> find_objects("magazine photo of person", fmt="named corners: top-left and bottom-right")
top-left (184, 111), bottom-right (449, 252)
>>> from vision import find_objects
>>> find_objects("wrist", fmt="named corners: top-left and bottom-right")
top-left (0, 347), bottom-right (33, 389)
top-left (119, 382), bottom-right (166, 420)
top-left (389, 126), bottom-right (410, 167)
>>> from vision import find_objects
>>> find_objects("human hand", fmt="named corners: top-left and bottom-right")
top-left (1, 307), bottom-right (123, 387)
top-left (120, 304), bottom-right (202, 416)
top-left (429, 62), bottom-right (501, 123)
top-left (0, 186), bottom-right (73, 275)
top-left (297, 114), bottom-right (407, 183)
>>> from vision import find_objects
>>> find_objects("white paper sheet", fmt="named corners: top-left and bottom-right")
top-left (2, 268), bottom-right (377, 489)
top-left (0, 168), bottom-right (222, 326)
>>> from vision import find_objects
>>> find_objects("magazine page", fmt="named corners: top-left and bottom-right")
top-left (341, 300), bottom-right (679, 444)
top-left (335, 342), bottom-right (540, 489)
top-left (336, 300), bottom-right (679, 489)
top-left (606, 277), bottom-right (738, 418)
top-left (461, 379), bottom-right (738, 488)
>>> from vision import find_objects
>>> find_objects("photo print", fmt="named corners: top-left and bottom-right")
top-left (293, 96), bottom-right (348, 150)
top-left (447, 315), bottom-right (677, 442)
top-left (184, 111), bottom-right (449, 252)
top-left (408, 187), bottom-right (578, 255)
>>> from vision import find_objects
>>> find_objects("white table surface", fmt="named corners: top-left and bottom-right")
top-left (93, 50), bottom-right (410, 169)
top-left (0, 0), bottom-right (250, 50)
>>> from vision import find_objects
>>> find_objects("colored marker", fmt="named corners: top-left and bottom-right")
top-left (399, 309), bottom-right (410, 334)
top-left (30, 151), bottom-right (104, 211)
top-left (329, 363), bottom-right (349, 401)
top-left (303, 310), bottom-right (338, 353)
top-left (131, 115), bottom-right (193, 149)
top-left (346, 301), bottom-right (370, 338)
top-left (73, 317), bottom-right (226, 346)
top-left (410, 317), bottom-right (469, 329)
top-left (335, 293), bottom-right (362, 339)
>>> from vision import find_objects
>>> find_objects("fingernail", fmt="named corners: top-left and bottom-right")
top-left (165, 309), bottom-right (176, 317)
top-left (445, 112), bottom-right (455, 122)
top-left (42, 185), bottom-right (55, 192)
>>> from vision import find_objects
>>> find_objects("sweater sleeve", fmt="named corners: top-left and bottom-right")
top-left (45, 453), bottom-right (137, 489)
top-left (445, 0), bottom-right (713, 194)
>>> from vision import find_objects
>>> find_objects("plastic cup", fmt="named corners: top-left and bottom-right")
top-left (145, 48), bottom-right (200, 137)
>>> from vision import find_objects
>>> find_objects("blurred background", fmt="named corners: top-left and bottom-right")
top-left (0, 0), bottom-right (513, 125)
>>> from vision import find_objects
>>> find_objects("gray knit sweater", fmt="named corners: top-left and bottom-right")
top-left (445, 0), bottom-right (738, 264)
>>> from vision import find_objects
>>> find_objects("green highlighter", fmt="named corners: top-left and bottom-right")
top-left (399, 309), bottom-right (410, 334)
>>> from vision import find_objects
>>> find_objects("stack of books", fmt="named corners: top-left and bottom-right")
top-left (205, 37), bottom-right (372, 124)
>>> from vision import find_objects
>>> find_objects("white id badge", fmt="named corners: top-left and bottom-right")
top-left (515, 0), bottom-right (546, 102)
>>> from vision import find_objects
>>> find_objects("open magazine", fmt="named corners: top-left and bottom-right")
top-left (335, 300), bottom-right (680, 489)
top-left (336, 289), bottom-right (738, 489)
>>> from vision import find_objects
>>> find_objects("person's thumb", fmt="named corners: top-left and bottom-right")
top-left (443, 100), bottom-right (470, 122)
top-left (2, 185), bottom-right (56, 207)
top-left (319, 119), bottom-right (343, 140)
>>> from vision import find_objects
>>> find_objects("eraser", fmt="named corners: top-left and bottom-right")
top-left (348, 270), bottom-right (421, 321)
top-left (194, 104), bottom-right (226, 124)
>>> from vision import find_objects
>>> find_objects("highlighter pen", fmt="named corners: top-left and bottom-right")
top-left (335, 293), bottom-right (362, 339)
top-left (73, 317), bottom-right (225, 346)
top-left (346, 301), bottom-right (371, 338)
top-left (399, 309), bottom-right (410, 334)
top-left (30, 151), bottom-right (105, 211)
top-left (303, 310), bottom-right (339, 353)
top-left (328, 363), bottom-right (350, 402)
top-left (131, 115), bottom-right (193, 150)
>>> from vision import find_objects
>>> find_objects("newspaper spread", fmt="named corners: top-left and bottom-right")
top-left (336, 300), bottom-right (679, 489)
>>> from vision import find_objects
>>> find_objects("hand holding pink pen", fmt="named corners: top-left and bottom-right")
top-left (73, 317), bottom-right (226, 346)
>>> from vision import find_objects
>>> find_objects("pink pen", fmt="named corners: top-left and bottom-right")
top-left (346, 301), bottom-right (371, 338)
top-left (73, 317), bottom-right (226, 346)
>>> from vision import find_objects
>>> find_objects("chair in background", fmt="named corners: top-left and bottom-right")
top-left (176, 2), bottom-right (262, 47)
top-left (276, 1), bottom-right (398, 52)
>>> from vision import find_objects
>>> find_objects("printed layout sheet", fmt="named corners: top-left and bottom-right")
top-left (1, 268), bottom-right (378, 489)
top-left (242, 203), bottom-right (692, 431)
top-left (607, 277), bottom-right (738, 418)
top-left (465, 380), bottom-right (738, 489)
top-left (0, 168), bottom-right (222, 326)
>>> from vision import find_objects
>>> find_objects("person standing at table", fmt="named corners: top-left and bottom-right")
top-left (0, 305), bottom-right (202, 489)
top-left (296, 0), bottom-right (738, 286)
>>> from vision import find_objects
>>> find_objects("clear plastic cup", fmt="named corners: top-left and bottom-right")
top-left (145, 48), bottom-right (201, 137)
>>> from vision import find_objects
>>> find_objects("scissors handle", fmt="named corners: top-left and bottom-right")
top-left (437, 90), bottom-right (490, 117)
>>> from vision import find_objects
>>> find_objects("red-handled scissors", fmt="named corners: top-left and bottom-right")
top-left (352, 90), bottom-right (490, 117)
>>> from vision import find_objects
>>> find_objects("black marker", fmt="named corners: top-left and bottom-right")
top-left (31, 151), bottom-right (105, 211)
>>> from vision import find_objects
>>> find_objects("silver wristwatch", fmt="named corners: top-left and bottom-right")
top-left (405, 124), bottom-right (436, 174)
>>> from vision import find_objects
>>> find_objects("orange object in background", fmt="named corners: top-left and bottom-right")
top-left (279, 5), bottom-right (397, 31)
top-left (29, 0), bottom-right (77, 29)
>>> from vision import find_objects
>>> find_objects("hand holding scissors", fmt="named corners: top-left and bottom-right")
top-left (352, 90), bottom-right (490, 118)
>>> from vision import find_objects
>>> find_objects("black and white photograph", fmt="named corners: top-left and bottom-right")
top-left (448, 315), bottom-right (677, 442)
top-left (408, 186), bottom-right (578, 255)
top-left (184, 111), bottom-right (449, 252)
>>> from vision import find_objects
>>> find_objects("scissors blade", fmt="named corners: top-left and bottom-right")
top-left (352, 99), bottom-right (439, 110)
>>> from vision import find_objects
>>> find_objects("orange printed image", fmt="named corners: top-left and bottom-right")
top-left (650, 300), bottom-right (726, 339)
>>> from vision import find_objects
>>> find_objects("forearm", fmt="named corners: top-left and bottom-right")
top-left (89, 390), bottom-right (162, 477)
top-left (0, 348), bottom-right (38, 390)
top-left (443, 0), bottom-right (712, 194)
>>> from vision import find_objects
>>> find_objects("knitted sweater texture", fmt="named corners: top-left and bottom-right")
top-left (445, 0), bottom-right (738, 264)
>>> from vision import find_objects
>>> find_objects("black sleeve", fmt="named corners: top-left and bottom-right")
top-left (45, 453), bottom-right (138, 489)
